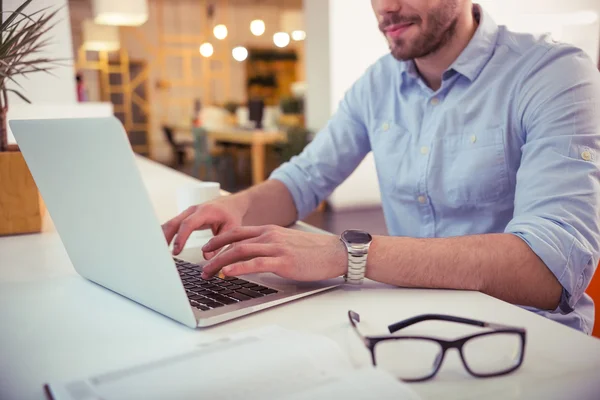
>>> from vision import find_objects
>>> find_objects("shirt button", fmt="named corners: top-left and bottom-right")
top-left (382, 122), bottom-right (390, 131)
top-left (430, 97), bottom-right (440, 105)
top-left (470, 135), bottom-right (477, 144)
top-left (420, 146), bottom-right (429, 155)
top-left (418, 196), bottom-right (427, 204)
top-left (582, 151), bottom-right (592, 161)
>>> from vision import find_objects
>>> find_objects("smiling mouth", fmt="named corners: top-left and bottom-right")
top-left (384, 23), bottom-right (415, 39)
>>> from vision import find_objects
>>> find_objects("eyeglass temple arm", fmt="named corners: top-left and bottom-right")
top-left (388, 314), bottom-right (488, 334)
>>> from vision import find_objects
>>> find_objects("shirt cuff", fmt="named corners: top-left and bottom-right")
top-left (506, 219), bottom-right (592, 314)
top-left (269, 162), bottom-right (319, 220)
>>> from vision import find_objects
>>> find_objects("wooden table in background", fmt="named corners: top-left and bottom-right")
top-left (206, 129), bottom-right (287, 185)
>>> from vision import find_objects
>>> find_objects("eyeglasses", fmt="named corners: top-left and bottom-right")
top-left (348, 310), bottom-right (526, 382)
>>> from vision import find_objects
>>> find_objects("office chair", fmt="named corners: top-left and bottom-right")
top-left (192, 127), bottom-right (236, 190)
top-left (587, 262), bottom-right (600, 338)
top-left (162, 125), bottom-right (193, 168)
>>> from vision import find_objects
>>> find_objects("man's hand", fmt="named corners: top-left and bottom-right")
top-left (162, 198), bottom-right (245, 256)
top-left (200, 225), bottom-right (347, 281)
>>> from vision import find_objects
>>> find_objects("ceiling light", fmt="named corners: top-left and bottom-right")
top-left (232, 46), bottom-right (248, 62)
top-left (82, 19), bottom-right (120, 51)
top-left (291, 30), bottom-right (306, 41)
top-left (213, 24), bottom-right (228, 40)
top-left (199, 42), bottom-right (214, 57)
top-left (250, 19), bottom-right (266, 36)
top-left (273, 32), bottom-right (290, 48)
top-left (92, 0), bottom-right (148, 26)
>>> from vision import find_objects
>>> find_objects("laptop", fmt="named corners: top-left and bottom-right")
top-left (10, 116), bottom-right (342, 328)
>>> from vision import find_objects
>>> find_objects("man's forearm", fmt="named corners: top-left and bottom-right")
top-left (233, 179), bottom-right (298, 227)
top-left (366, 233), bottom-right (562, 310)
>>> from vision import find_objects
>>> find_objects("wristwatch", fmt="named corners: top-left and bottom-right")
top-left (340, 229), bottom-right (373, 284)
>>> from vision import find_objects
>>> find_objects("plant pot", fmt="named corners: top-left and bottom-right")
top-left (0, 150), bottom-right (44, 236)
top-left (279, 113), bottom-right (304, 128)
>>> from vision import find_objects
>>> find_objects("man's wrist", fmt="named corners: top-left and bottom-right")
top-left (334, 236), bottom-right (348, 278)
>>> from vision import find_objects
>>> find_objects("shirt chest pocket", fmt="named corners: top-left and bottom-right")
top-left (432, 128), bottom-right (510, 207)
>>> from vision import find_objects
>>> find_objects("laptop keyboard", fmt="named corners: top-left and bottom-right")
top-left (174, 258), bottom-right (279, 311)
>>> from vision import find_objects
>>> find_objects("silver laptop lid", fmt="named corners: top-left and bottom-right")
top-left (10, 117), bottom-right (197, 328)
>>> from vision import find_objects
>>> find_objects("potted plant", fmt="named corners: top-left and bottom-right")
top-left (279, 96), bottom-right (304, 128)
top-left (222, 101), bottom-right (239, 126)
top-left (0, 0), bottom-right (62, 236)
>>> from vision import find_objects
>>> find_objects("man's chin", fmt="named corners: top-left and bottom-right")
top-left (390, 48), bottom-right (414, 61)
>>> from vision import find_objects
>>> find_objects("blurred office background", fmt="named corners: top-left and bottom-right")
top-left (4, 0), bottom-right (600, 234)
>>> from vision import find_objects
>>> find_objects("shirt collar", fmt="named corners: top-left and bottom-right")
top-left (398, 4), bottom-right (499, 83)
top-left (449, 4), bottom-right (499, 82)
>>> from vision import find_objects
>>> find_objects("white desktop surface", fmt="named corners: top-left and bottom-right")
top-left (1, 157), bottom-right (600, 400)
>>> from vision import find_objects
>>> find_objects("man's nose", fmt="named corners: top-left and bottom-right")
top-left (373, 0), bottom-right (402, 16)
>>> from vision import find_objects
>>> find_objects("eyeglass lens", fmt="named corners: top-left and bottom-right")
top-left (461, 332), bottom-right (522, 375)
top-left (373, 332), bottom-right (522, 380)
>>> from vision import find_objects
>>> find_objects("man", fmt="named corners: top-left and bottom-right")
top-left (163, 0), bottom-right (600, 334)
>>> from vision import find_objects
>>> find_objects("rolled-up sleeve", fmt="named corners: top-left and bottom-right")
top-left (269, 76), bottom-right (371, 219)
top-left (505, 45), bottom-right (600, 314)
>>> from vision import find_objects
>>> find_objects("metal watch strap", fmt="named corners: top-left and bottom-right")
top-left (345, 246), bottom-right (368, 284)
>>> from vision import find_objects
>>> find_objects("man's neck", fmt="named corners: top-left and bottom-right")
top-left (414, 6), bottom-right (478, 91)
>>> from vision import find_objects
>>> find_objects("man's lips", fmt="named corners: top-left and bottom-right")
top-left (384, 23), bottom-right (414, 38)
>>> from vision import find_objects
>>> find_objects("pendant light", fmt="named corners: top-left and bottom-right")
top-left (92, 0), bottom-right (148, 26)
top-left (232, 46), bottom-right (248, 62)
top-left (273, 32), bottom-right (290, 48)
top-left (213, 24), bottom-right (228, 40)
top-left (250, 19), bottom-right (265, 36)
top-left (82, 19), bottom-right (120, 51)
top-left (199, 42), bottom-right (214, 57)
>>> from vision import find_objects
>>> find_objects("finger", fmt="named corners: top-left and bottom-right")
top-left (221, 258), bottom-right (279, 277)
top-left (162, 206), bottom-right (197, 245)
top-left (204, 235), bottom-right (264, 261)
top-left (201, 244), bottom-right (276, 278)
top-left (202, 226), bottom-right (264, 253)
top-left (173, 211), bottom-right (234, 255)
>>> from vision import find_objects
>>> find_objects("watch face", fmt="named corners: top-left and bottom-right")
top-left (342, 230), bottom-right (372, 245)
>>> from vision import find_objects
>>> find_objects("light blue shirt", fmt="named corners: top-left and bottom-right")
top-left (270, 6), bottom-right (600, 334)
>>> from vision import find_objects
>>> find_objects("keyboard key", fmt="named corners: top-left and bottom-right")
top-left (219, 282), bottom-right (233, 287)
top-left (220, 290), bottom-right (234, 295)
top-left (203, 301), bottom-right (224, 308)
top-left (203, 293), bottom-right (237, 305)
top-left (183, 284), bottom-right (195, 289)
top-left (192, 303), bottom-right (210, 311)
top-left (203, 285), bottom-right (217, 290)
top-left (196, 290), bottom-right (212, 296)
top-left (228, 292), bottom-right (252, 302)
top-left (187, 270), bottom-right (201, 276)
top-left (241, 282), bottom-right (259, 288)
top-left (237, 288), bottom-right (264, 298)
top-left (189, 295), bottom-right (206, 301)
top-left (231, 279), bottom-right (249, 286)
top-left (187, 278), bottom-right (200, 283)
top-left (259, 289), bottom-right (278, 295)
top-left (228, 285), bottom-right (242, 290)
top-left (211, 287), bottom-right (227, 292)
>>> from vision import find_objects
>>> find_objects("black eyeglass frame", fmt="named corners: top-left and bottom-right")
top-left (348, 310), bottom-right (527, 382)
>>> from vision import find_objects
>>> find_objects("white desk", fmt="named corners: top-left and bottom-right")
top-left (1, 157), bottom-right (600, 400)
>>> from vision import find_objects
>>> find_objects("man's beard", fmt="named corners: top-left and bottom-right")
top-left (380, 1), bottom-right (460, 61)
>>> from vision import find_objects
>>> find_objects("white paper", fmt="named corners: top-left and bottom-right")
top-left (47, 326), bottom-right (419, 400)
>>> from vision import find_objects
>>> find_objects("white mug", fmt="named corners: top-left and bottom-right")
top-left (176, 182), bottom-right (221, 249)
